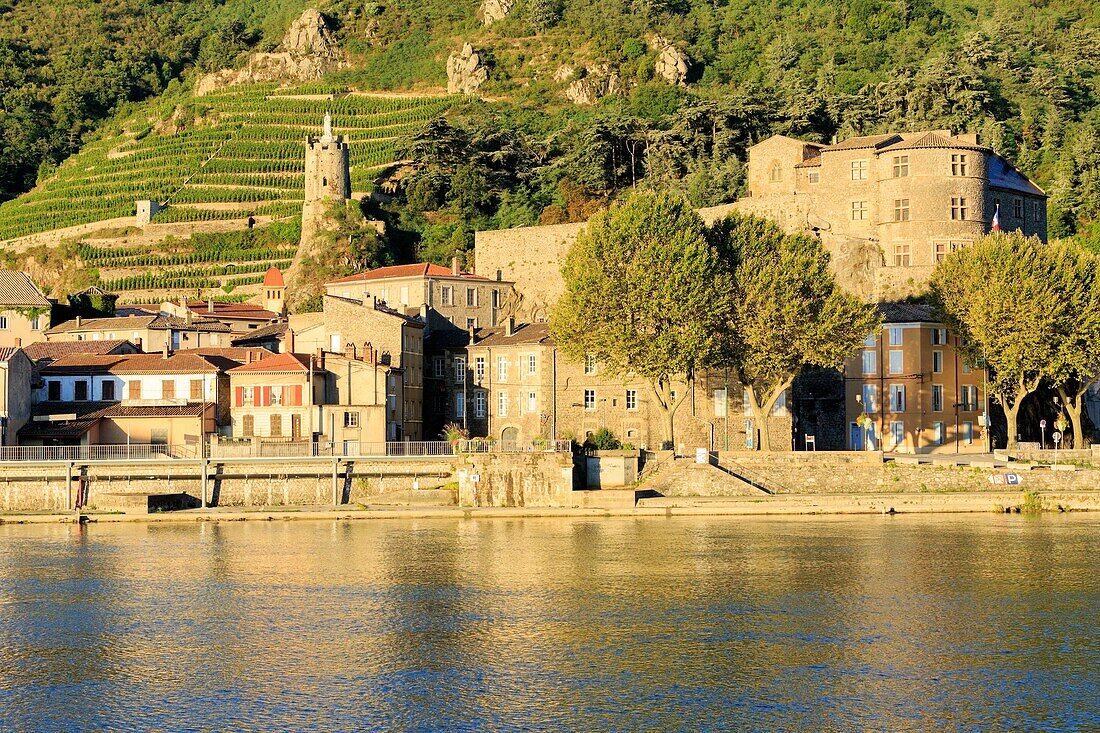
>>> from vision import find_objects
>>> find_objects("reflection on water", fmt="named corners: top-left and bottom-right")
top-left (1, 515), bottom-right (1098, 732)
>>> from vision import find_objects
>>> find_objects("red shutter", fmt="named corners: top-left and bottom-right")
top-left (235, 386), bottom-right (244, 407)
top-left (262, 386), bottom-right (272, 406)
top-left (292, 385), bottom-right (303, 406)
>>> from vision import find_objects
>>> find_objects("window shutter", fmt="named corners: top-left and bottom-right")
top-left (292, 385), bottom-right (303, 406)
top-left (262, 386), bottom-right (272, 406)
top-left (235, 387), bottom-right (243, 406)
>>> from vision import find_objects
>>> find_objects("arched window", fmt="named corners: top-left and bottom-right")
top-left (769, 162), bottom-right (782, 183)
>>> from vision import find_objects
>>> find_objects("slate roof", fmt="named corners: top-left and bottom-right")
top-left (877, 302), bottom-right (939, 324)
top-left (473, 322), bottom-right (553, 347)
top-left (45, 314), bottom-right (230, 334)
top-left (0, 271), bottom-right (50, 307)
top-left (230, 321), bottom-right (288, 345)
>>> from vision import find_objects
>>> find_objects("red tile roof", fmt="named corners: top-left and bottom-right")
top-left (22, 340), bottom-right (137, 362)
top-left (473, 322), bottom-right (553, 347)
top-left (40, 353), bottom-right (231, 375)
top-left (227, 352), bottom-right (314, 374)
top-left (182, 301), bottom-right (279, 320)
top-left (0, 271), bottom-right (50, 307)
top-left (326, 263), bottom-right (490, 285)
top-left (263, 267), bottom-right (285, 287)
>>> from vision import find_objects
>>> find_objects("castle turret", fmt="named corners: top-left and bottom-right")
top-left (304, 112), bottom-right (350, 203)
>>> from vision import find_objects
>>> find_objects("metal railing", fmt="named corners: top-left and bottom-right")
top-left (0, 439), bottom-right (573, 462)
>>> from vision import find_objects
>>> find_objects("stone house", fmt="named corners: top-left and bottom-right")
top-left (21, 339), bottom-right (140, 368)
top-left (463, 320), bottom-right (794, 451)
top-left (141, 298), bottom-right (282, 335)
top-left (0, 271), bottom-right (52, 349)
top-left (844, 302), bottom-right (988, 454)
top-left (227, 352), bottom-right (324, 440)
top-left (0, 347), bottom-right (34, 445)
top-left (289, 294), bottom-right (425, 440)
top-left (45, 313), bottom-right (232, 351)
top-left (317, 347), bottom-right (405, 450)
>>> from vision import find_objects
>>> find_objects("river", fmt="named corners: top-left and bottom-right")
top-left (1, 515), bottom-right (1097, 732)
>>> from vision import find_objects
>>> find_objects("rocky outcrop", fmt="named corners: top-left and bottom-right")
top-left (480, 0), bottom-right (514, 25)
top-left (564, 65), bottom-right (621, 105)
top-left (651, 36), bottom-right (690, 86)
top-left (195, 9), bottom-right (345, 96)
top-left (447, 43), bottom-right (489, 94)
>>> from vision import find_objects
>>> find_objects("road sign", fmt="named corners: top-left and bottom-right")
top-left (988, 473), bottom-right (1023, 486)
top-left (1053, 431), bottom-right (1062, 445)
top-left (1040, 419), bottom-right (1047, 429)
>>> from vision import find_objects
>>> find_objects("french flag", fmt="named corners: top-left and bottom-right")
top-left (992, 203), bottom-right (1001, 232)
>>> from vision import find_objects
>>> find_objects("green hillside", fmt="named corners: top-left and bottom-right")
top-left (0, 85), bottom-right (452, 240)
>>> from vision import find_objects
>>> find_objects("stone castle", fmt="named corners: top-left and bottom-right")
top-left (474, 129), bottom-right (1048, 309)
top-left (289, 113), bottom-right (352, 289)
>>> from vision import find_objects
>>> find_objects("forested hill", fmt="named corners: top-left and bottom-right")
top-left (3, 0), bottom-right (1100, 249)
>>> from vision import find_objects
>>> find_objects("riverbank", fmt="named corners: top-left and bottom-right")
top-left (4, 488), bottom-right (1099, 524)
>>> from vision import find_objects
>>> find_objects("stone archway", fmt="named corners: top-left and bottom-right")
top-left (501, 426), bottom-right (519, 450)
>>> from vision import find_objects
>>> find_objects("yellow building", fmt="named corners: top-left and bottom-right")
top-left (0, 271), bottom-right (51, 349)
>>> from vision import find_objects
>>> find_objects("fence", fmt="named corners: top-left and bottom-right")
top-left (0, 440), bottom-right (573, 463)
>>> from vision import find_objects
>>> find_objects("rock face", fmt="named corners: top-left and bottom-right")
top-left (195, 9), bottom-right (344, 96)
top-left (564, 65), bottom-right (621, 106)
top-left (447, 43), bottom-right (490, 94)
top-left (652, 36), bottom-right (690, 86)
top-left (480, 0), bottom-right (514, 25)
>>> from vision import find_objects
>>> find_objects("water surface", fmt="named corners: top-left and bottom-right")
top-left (1, 515), bottom-right (1098, 732)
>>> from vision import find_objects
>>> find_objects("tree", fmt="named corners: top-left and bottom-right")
top-left (710, 214), bottom-right (878, 451)
top-left (931, 233), bottom-right (1078, 450)
top-left (550, 191), bottom-right (732, 446)
top-left (1047, 243), bottom-right (1100, 448)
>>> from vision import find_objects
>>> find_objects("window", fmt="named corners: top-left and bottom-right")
top-left (950, 154), bottom-right (968, 176)
top-left (270, 414), bottom-right (282, 437)
top-left (527, 354), bottom-right (537, 375)
top-left (101, 381), bottom-right (116, 401)
top-left (474, 356), bottom-right (485, 382)
top-left (73, 380), bottom-right (88, 401)
top-left (474, 391), bottom-right (486, 418)
top-left (769, 162), bottom-right (781, 182)
top-left (527, 391), bottom-right (537, 413)
top-left (150, 428), bottom-right (168, 446)
top-left (1033, 201), bottom-right (1042, 222)
top-left (456, 391), bottom-right (466, 419)
top-left (441, 286), bottom-right (453, 306)
top-left (851, 200), bottom-right (868, 220)
top-left (889, 327), bottom-right (903, 346)
top-left (190, 379), bottom-right (203, 400)
top-left (932, 384), bottom-right (944, 412)
top-left (864, 333), bottom-right (877, 347)
top-left (712, 388), bottom-right (726, 417)
top-left (584, 355), bottom-right (597, 375)
top-left (893, 244), bottom-right (911, 266)
top-left (399, 286), bottom-right (409, 306)
top-left (344, 411), bottom-right (360, 428)
top-left (808, 170), bottom-right (820, 184)
top-left (772, 390), bottom-right (790, 416)
top-left (497, 356), bottom-right (508, 382)
top-left (242, 415), bottom-right (254, 436)
top-left (47, 381), bottom-right (61, 401)
top-left (497, 392), bottom-right (508, 417)
top-left (935, 242), bottom-right (947, 262)
top-left (851, 159), bottom-right (868, 180)
top-left (128, 380), bottom-right (142, 400)
top-left (466, 288), bottom-right (477, 307)
top-left (962, 421), bottom-right (974, 444)
top-left (961, 385), bottom-right (978, 411)
top-left (31, 316), bottom-right (41, 330)
top-left (889, 384), bottom-right (906, 412)
top-left (862, 384), bottom-right (877, 413)
top-left (0, 316), bottom-right (7, 330)
top-left (454, 357), bottom-right (466, 385)
top-left (933, 421), bottom-right (945, 446)
top-left (862, 350), bottom-right (877, 375)
top-left (433, 356), bottom-right (444, 378)
top-left (584, 389), bottom-right (596, 411)
top-left (931, 328), bottom-right (946, 346)
top-left (270, 387), bottom-right (284, 406)
top-left (951, 197), bottom-right (968, 220)
top-left (1013, 197), bottom-right (1023, 219)
top-left (628, 390), bottom-right (639, 411)
top-left (889, 350), bottom-right (904, 375)
top-left (933, 350), bottom-right (943, 374)
top-left (962, 362), bottom-right (972, 375)
top-left (894, 199), bottom-right (910, 222)
top-left (892, 155), bottom-right (909, 177)
top-left (492, 290), bottom-right (500, 309)
top-left (466, 317), bottom-right (477, 330)
top-left (891, 421), bottom-right (905, 448)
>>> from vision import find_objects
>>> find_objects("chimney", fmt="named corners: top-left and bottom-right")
top-left (185, 308), bottom-right (193, 325)
top-left (162, 343), bottom-right (169, 360)
top-left (364, 341), bottom-right (375, 363)
top-left (14, 338), bottom-right (21, 348)
top-left (345, 342), bottom-right (356, 360)
top-left (135, 337), bottom-right (143, 351)
top-left (506, 315), bottom-right (516, 337)
top-left (76, 316), bottom-right (82, 328)
top-left (451, 255), bottom-right (461, 276)
top-left (284, 326), bottom-right (294, 354)
top-left (207, 297), bottom-right (214, 314)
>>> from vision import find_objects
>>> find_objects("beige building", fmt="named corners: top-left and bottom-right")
top-left (739, 130), bottom-right (1046, 298)
top-left (227, 352), bottom-right (324, 440)
top-left (45, 314), bottom-right (232, 351)
top-left (844, 302), bottom-right (988, 454)
top-left (289, 294), bottom-right (425, 440)
top-left (0, 347), bottom-right (34, 445)
top-left (0, 271), bottom-right (51, 348)
top-left (318, 347), bottom-right (405, 449)
top-left (462, 321), bottom-right (793, 451)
